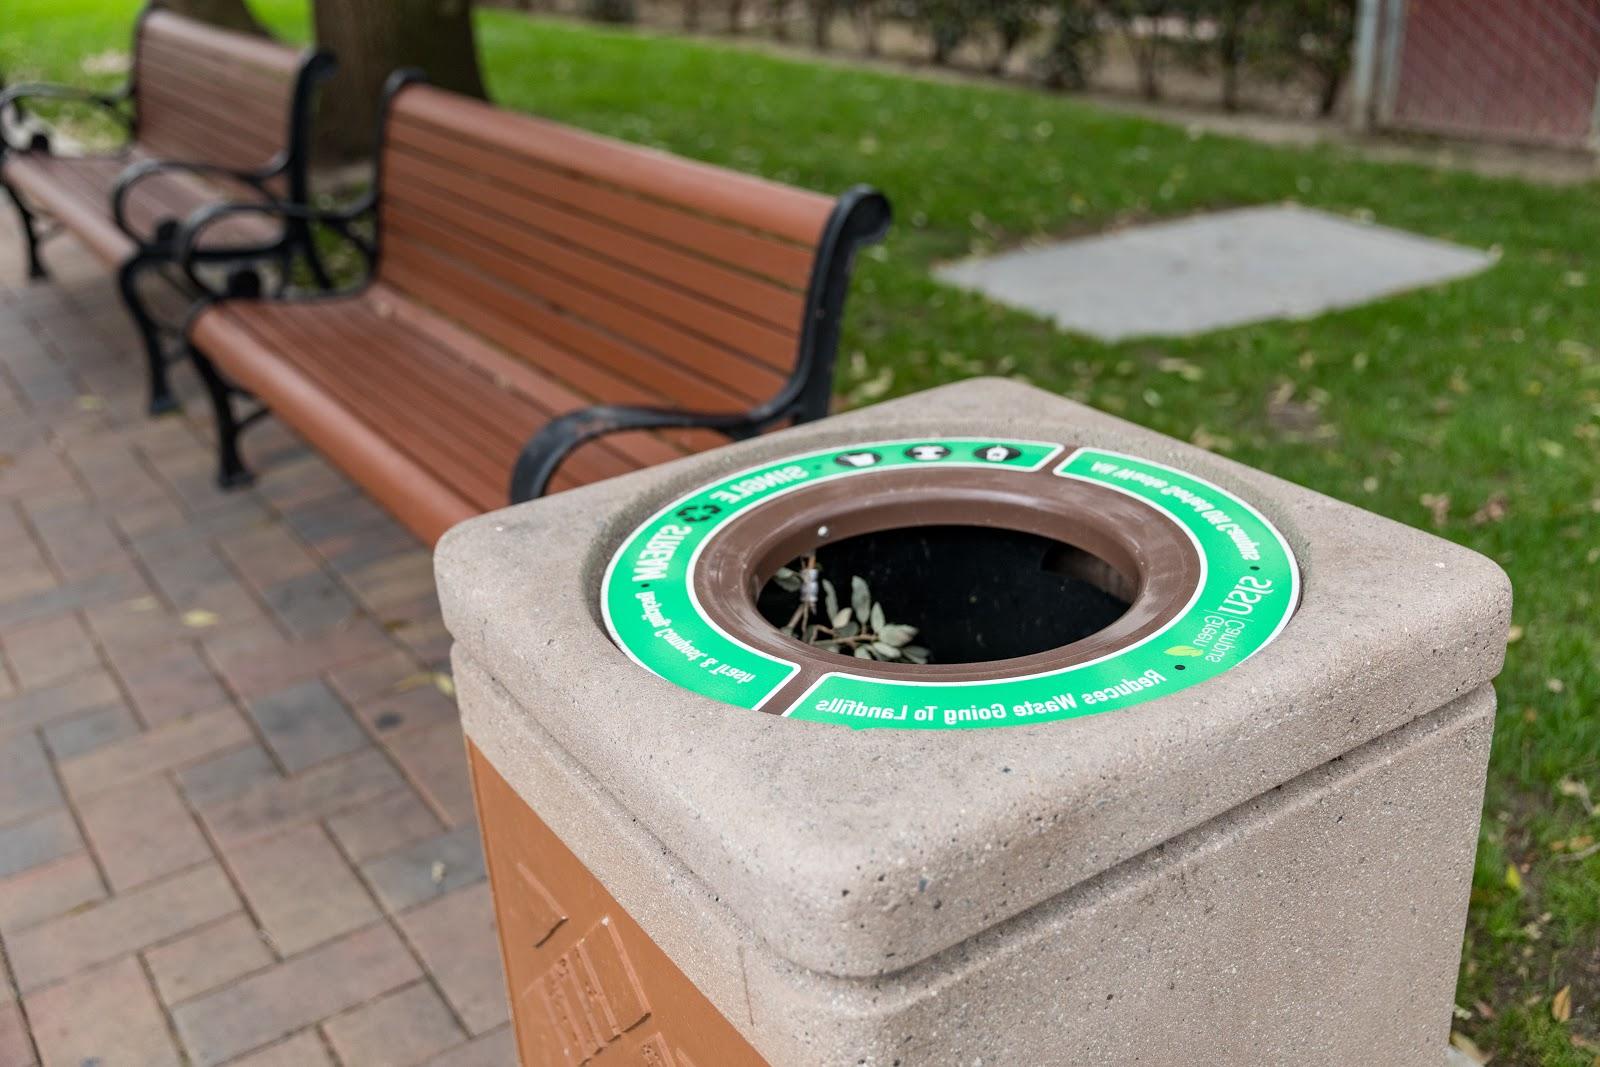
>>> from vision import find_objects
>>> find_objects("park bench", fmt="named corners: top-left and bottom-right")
top-left (178, 73), bottom-right (891, 546)
top-left (0, 6), bottom-right (332, 414)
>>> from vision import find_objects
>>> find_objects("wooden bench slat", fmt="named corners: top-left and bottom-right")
top-left (378, 255), bottom-right (756, 438)
top-left (233, 309), bottom-right (534, 508)
top-left (382, 211), bottom-right (787, 407)
top-left (137, 10), bottom-right (303, 76)
top-left (392, 86), bottom-right (834, 247)
top-left (136, 61), bottom-right (296, 136)
top-left (192, 311), bottom-right (481, 543)
top-left (137, 31), bottom-right (300, 91)
top-left (382, 177), bottom-right (799, 374)
top-left (247, 296), bottom-right (655, 491)
top-left (370, 286), bottom-right (692, 474)
top-left (246, 303), bottom-right (645, 498)
top-left (2, 152), bottom-right (276, 262)
top-left (135, 76), bottom-right (294, 171)
top-left (385, 121), bottom-right (816, 290)
top-left (376, 287), bottom-right (730, 471)
top-left (384, 155), bottom-right (806, 332)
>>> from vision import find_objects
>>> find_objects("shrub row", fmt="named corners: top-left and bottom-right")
top-left (572, 0), bottom-right (1359, 116)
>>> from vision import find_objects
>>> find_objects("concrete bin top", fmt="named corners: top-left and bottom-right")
top-left (435, 378), bottom-right (1510, 981)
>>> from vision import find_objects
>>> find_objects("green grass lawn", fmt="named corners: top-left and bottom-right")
top-left (6, 4), bottom-right (1599, 1061)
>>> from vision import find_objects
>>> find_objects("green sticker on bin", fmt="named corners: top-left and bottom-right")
top-left (600, 440), bottom-right (1299, 729)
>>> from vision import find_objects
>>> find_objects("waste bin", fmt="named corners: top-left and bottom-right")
top-left (435, 378), bottom-right (1509, 1066)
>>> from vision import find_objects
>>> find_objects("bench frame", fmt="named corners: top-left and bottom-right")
top-left (0, 4), bottom-right (334, 414)
top-left (178, 71), bottom-right (892, 504)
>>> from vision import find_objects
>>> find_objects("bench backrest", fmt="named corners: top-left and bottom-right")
top-left (131, 8), bottom-right (327, 198)
top-left (372, 82), bottom-right (882, 418)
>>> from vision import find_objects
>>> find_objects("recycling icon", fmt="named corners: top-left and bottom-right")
top-left (674, 503), bottom-right (722, 523)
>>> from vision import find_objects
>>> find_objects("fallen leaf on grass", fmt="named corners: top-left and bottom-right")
top-left (1450, 1031), bottom-right (1490, 1064)
top-left (1550, 835), bottom-right (1596, 853)
top-left (1420, 493), bottom-right (1452, 528)
top-left (1505, 863), bottom-right (1523, 893)
top-left (1506, 625), bottom-right (1523, 644)
top-left (1558, 777), bottom-right (1596, 815)
top-left (1559, 840), bottom-right (1600, 863)
top-left (1157, 357), bottom-right (1204, 382)
top-left (1553, 985), bottom-right (1573, 1023)
top-left (1470, 494), bottom-right (1509, 525)
top-left (80, 49), bottom-right (129, 76)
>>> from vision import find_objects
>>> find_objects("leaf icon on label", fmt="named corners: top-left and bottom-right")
top-left (1164, 645), bottom-right (1206, 657)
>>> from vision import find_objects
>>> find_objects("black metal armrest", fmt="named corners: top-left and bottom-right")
top-left (510, 405), bottom-right (779, 503)
top-left (111, 159), bottom-right (273, 243)
top-left (174, 195), bottom-right (376, 295)
top-left (0, 82), bottom-right (131, 153)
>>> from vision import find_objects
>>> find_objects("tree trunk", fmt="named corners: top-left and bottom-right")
top-left (162, 0), bottom-right (269, 35)
top-left (1218, 5), bottom-right (1243, 111)
top-left (992, 25), bottom-right (1024, 75)
top-left (811, 0), bottom-right (834, 49)
top-left (728, 0), bottom-right (745, 31)
top-left (771, 0), bottom-right (790, 41)
top-left (1134, 38), bottom-right (1161, 99)
top-left (1317, 63), bottom-right (1344, 116)
top-left (685, 0), bottom-right (702, 30)
top-left (311, 0), bottom-right (486, 162)
top-left (856, 5), bottom-right (880, 55)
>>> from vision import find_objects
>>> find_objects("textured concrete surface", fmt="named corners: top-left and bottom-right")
top-left (441, 379), bottom-right (1510, 1062)
top-left (935, 204), bottom-right (1496, 340)
top-left (459, 656), bottom-right (1492, 1065)
top-left (438, 378), bottom-right (1508, 1064)
top-left (438, 377), bottom-right (1511, 975)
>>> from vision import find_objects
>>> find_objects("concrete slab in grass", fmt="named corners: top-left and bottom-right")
top-left (936, 203), bottom-right (1495, 340)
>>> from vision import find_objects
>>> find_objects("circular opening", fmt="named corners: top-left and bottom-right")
top-left (755, 524), bottom-right (1135, 665)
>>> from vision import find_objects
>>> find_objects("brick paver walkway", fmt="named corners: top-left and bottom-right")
top-left (0, 214), bottom-right (512, 1064)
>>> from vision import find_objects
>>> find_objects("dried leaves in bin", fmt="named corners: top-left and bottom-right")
top-left (774, 562), bottom-right (930, 663)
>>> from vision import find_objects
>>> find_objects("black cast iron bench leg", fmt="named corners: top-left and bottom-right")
top-left (187, 343), bottom-right (256, 489)
top-left (3, 182), bottom-right (49, 281)
top-left (118, 250), bottom-right (182, 415)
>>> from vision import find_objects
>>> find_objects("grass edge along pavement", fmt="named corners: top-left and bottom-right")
top-left (5, 3), bottom-right (1599, 1063)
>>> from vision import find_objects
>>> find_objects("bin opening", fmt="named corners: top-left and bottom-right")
top-left (755, 525), bottom-right (1133, 664)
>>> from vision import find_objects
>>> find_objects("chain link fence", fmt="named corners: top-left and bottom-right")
top-left (1356, 0), bottom-right (1600, 149)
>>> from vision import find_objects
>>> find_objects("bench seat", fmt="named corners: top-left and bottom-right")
top-left (1, 151), bottom-right (275, 264)
top-left (0, 5), bottom-right (331, 414)
top-left (190, 284), bottom-right (719, 540)
top-left (182, 76), bottom-right (889, 547)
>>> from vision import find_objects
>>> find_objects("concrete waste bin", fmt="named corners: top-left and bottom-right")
top-left (435, 378), bottom-right (1510, 1067)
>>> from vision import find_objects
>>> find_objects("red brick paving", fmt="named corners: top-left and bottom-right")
top-left (0, 212), bottom-right (510, 1062)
